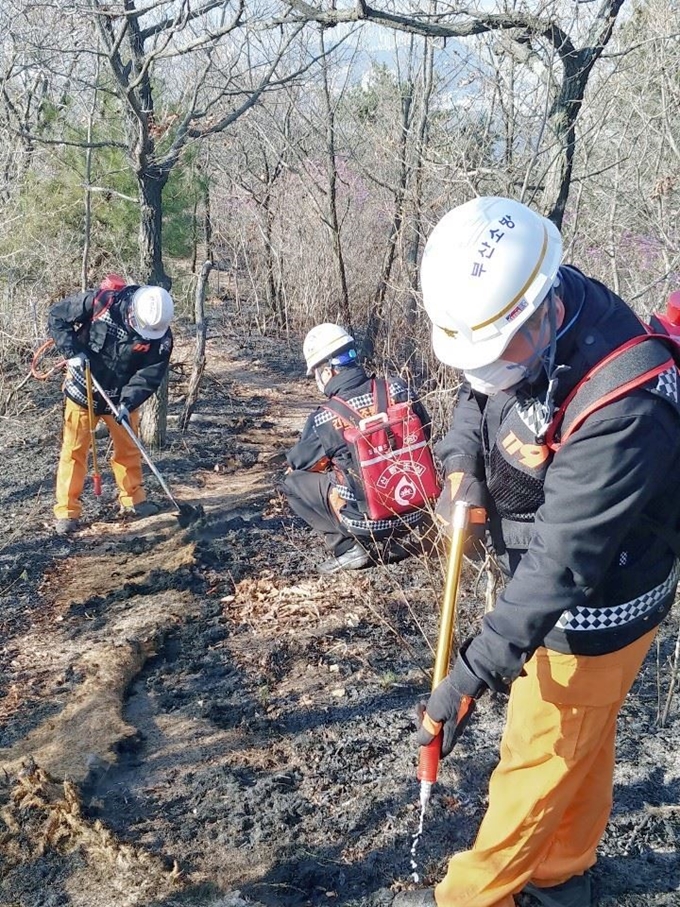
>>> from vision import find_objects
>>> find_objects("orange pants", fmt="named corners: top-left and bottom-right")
top-left (435, 628), bottom-right (658, 907)
top-left (54, 397), bottom-right (146, 519)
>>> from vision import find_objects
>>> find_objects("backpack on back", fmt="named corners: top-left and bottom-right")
top-left (325, 379), bottom-right (441, 521)
top-left (543, 308), bottom-right (680, 556)
top-left (545, 313), bottom-right (680, 452)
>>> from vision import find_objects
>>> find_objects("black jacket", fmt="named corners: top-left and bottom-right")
top-left (437, 266), bottom-right (680, 690)
top-left (48, 286), bottom-right (173, 415)
top-left (287, 365), bottom-right (432, 535)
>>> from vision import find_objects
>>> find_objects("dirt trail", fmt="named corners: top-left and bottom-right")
top-left (0, 342), bottom-right (299, 775)
top-left (0, 335), bottom-right (311, 904)
top-left (1, 329), bottom-right (679, 907)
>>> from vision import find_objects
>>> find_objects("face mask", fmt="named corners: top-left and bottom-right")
top-left (314, 368), bottom-right (326, 394)
top-left (126, 303), bottom-right (139, 334)
top-left (464, 359), bottom-right (529, 395)
top-left (515, 308), bottom-right (552, 383)
top-left (465, 304), bottom-right (553, 396)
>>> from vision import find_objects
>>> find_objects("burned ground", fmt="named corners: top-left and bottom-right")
top-left (0, 319), bottom-right (679, 907)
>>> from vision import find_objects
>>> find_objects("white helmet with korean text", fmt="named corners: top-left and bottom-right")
top-left (421, 197), bottom-right (563, 370)
top-left (303, 323), bottom-right (355, 376)
top-left (130, 286), bottom-right (174, 339)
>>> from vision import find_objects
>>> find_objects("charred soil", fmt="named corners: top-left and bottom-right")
top-left (0, 322), bottom-right (679, 907)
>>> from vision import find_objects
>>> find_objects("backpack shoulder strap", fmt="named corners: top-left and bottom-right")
top-left (546, 334), bottom-right (678, 450)
top-left (92, 287), bottom-right (118, 321)
top-left (373, 377), bottom-right (399, 449)
top-left (323, 394), bottom-right (362, 427)
top-left (374, 377), bottom-right (390, 413)
top-left (325, 378), bottom-right (390, 424)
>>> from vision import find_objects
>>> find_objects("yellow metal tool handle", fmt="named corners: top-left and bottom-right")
top-left (431, 500), bottom-right (471, 689)
top-left (84, 361), bottom-right (102, 495)
top-left (417, 501), bottom-right (471, 787)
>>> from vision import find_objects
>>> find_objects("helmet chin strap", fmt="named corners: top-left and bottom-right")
top-left (126, 301), bottom-right (140, 334)
top-left (515, 290), bottom-right (556, 383)
top-left (525, 290), bottom-right (571, 442)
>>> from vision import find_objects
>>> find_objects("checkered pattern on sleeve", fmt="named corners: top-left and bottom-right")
top-left (555, 560), bottom-right (679, 632)
top-left (652, 366), bottom-right (680, 405)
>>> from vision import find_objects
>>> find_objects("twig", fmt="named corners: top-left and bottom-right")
top-left (658, 617), bottom-right (680, 726)
top-left (0, 485), bottom-right (47, 557)
top-left (364, 583), bottom-right (432, 682)
top-left (1, 372), bottom-right (34, 414)
top-left (179, 259), bottom-right (211, 432)
top-left (204, 371), bottom-right (234, 400)
top-left (623, 802), bottom-right (680, 855)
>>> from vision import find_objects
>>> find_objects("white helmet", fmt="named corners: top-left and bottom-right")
top-left (130, 286), bottom-right (174, 339)
top-left (421, 196), bottom-right (563, 370)
top-left (303, 323), bottom-right (355, 376)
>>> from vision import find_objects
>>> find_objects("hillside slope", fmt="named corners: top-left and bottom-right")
top-left (0, 325), bottom-right (678, 907)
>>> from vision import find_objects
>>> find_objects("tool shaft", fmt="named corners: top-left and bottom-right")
top-left (416, 500), bottom-right (470, 786)
top-left (89, 374), bottom-right (182, 512)
top-left (432, 501), bottom-right (470, 687)
top-left (83, 361), bottom-right (102, 495)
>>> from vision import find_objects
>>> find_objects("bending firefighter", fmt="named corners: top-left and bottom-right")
top-left (282, 323), bottom-right (433, 573)
top-left (410, 197), bottom-right (680, 907)
top-left (49, 281), bottom-right (174, 536)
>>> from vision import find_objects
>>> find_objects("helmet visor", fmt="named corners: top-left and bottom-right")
top-left (431, 321), bottom-right (514, 371)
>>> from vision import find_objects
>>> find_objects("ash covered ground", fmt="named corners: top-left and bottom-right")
top-left (0, 319), bottom-right (679, 907)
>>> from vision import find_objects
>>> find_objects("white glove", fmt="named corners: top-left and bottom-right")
top-left (67, 353), bottom-right (88, 369)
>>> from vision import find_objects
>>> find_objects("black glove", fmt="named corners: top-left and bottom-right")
top-left (416, 643), bottom-right (486, 757)
top-left (435, 471), bottom-right (488, 553)
top-left (115, 404), bottom-right (130, 425)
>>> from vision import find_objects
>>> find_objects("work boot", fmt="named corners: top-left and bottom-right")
top-left (119, 500), bottom-right (160, 519)
top-left (384, 539), bottom-right (413, 564)
top-left (54, 518), bottom-right (79, 536)
top-left (393, 889), bottom-right (436, 907)
top-left (318, 542), bottom-right (371, 574)
top-left (524, 873), bottom-right (592, 907)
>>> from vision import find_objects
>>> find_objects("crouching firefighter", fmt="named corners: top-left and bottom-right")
top-left (49, 280), bottom-right (174, 536)
top-left (406, 197), bottom-right (680, 907)
top-left (282, 323), bottom-right (436, 574)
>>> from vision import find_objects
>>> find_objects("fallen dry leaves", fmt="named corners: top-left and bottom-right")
top-left (221, 570), bottom-right (372, 631)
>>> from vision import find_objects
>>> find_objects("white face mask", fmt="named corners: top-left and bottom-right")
top-left (314, 367), bottom-right (327, 394)
top-left (464, 359), bottom-right (529, 395)
top-left (465, 304), bottom-right (554, 396)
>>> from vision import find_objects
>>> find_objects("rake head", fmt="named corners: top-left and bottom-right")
top-left (175, 502), bottom-right (205, 528)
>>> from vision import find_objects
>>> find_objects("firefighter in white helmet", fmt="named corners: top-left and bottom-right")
top-left (282, 322), bottom-right (433, 573)
top-left (401, 197), bottom-right (680, 907)
top-left (303, 322), bottom-right (355, 378)
top-left (48, 278), bottom-right (174, 535)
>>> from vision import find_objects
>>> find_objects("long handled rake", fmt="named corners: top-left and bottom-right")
top-left (88, 373), bottom-right (203, 528)
top-left (84, 360), bottom-right (102, 497)
top-left (31, 338), bottom-right (203, 527)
